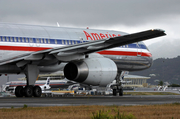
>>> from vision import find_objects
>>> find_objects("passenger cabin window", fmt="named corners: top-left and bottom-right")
top-left (18, 37), bottom-right (21, 42)
top-left (41, 39), bottom-right (43, 43)
top-left (2, 37), bottom-right (5, 41)
top-left (22, 38), bottom-right (24, 42)
top-left (30, 38), bottom-right (33, 43)
top-left (10, 37), bottom-right (13, 42)
top-left (36, 39), bottom-right (40, 43)
top-left (6, 37), bottom-right (9, 42)
top-left (55, 39), bottom-right (57, 44)
top-left (14, 37), bottom-right (17, 42)
top-left (62, 40), bottom-right (64, 45)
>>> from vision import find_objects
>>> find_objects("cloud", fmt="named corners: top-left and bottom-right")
top-left (0, 0), bottom-right (180, 26)
top-left (0, 0), bottom-right (179, 53)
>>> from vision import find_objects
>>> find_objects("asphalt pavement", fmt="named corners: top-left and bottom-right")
top-left (0, 95), bottom-right (179, 108)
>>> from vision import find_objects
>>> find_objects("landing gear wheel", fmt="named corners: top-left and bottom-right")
top-left (24, 86), bottom-right (33, 97)
top-left (113, 89), bottom-right (117, 96)
top-left (119, 88), bottom-right (123, 96)
top-left (15, 86), bottom-right (24, 97)
top-left (33, 86), bottom-right (42, 97)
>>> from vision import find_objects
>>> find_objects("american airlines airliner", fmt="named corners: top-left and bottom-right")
top-left (0, 23), bottom-right (166, 97)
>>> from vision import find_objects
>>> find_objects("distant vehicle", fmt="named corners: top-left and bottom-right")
top-left (157, 86), bottom-right (168, 91)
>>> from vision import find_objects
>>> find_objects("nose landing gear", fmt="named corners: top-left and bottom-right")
top-left (112, 71), bottom-right (128, 96)
top-left (113, 87), bottom-right (123, 96)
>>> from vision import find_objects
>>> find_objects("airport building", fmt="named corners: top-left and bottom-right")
top-left (123, 75), bottom-right (150, 87)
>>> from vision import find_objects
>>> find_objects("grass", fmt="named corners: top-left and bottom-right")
top-left (0, 103), bottom-right (180, 119)
top-left (92, 109), bottom-right (136, 119)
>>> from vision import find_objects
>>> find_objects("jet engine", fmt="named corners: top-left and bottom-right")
top-left (64, 58), bottom-right (117, 86)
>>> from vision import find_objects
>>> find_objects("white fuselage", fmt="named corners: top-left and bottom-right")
top-left (0, 23), bottom-right (152, 74)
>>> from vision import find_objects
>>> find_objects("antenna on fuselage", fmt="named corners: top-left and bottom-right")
top-left (57, 22), bottom-right (60, 27)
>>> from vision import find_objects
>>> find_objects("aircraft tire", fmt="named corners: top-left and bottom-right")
top-left (119, 88), bottom-right (123, 96)
top-left (24, 85), bottom-right (33, 97)
top-left (113, 89), bottom-right (117, 96)
top-left (33, 86), bottom-right (42, 97)
top-left (15, 86), bottom-right (24, 97)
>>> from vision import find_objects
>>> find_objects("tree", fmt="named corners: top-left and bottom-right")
top-left (168, 84), bottom-right (180, 87)
top-left (158, 81), bottom-right (163, 86)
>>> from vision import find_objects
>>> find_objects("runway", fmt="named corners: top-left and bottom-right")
top-left (0, 95), bottom-right (180, 108)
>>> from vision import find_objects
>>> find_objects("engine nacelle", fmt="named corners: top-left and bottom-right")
top-left (64, 58), bottom-right (117, 86)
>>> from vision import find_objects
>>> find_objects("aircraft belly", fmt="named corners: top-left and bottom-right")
top-left (0, 63), bottom-right (66, 74)
top-left (0, 51), bottom-right (31, 62)
top-left (0, 50), bottom-right (4, 60)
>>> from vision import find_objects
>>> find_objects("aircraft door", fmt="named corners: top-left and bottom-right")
top-left (76, 32), bottom-right (85, 43)
top-left (136, 42), bottom-right (142, 56)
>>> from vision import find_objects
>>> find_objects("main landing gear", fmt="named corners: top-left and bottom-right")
top-left (112, 72), bottom-right (125, 96)
top-left (15, 64), bottom-right (42, 97)
top-left (15, 85), bottom-right (42, 97)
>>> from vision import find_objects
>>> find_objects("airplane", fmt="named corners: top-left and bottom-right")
top-left (39, 77), bottom-right (51, 91)
top-left (3, 77), bottom-right (70, 92)
top-left (0, 23), bottom-right (166, 97)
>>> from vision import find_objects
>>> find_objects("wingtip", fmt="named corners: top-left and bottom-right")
top-left (152, 29), bottom-right (165, 32)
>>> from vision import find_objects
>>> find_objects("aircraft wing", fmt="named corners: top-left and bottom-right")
top-left (0, 29), bottom-right (166, 65)
top-left (33, 29), bottom-right (166, 55)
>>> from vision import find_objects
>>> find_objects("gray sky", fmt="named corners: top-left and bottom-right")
top-left (0, 0), bottom-right (180, 84)
top-left (0, 0), bottom-right (179, 45)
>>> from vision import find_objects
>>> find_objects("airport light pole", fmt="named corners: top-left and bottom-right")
top-left (7, 75), bottom-right (9, 82)
top-left (5, 74), bottom-right (9, 82)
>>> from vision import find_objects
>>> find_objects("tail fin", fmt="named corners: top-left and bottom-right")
top-left (46, 77), bottom-right (50, 86)
top-left (40, 77), bottom-right (51, 90)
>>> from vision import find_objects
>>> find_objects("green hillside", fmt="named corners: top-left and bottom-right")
top-left (131, 56), bottom-right (180, 85)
